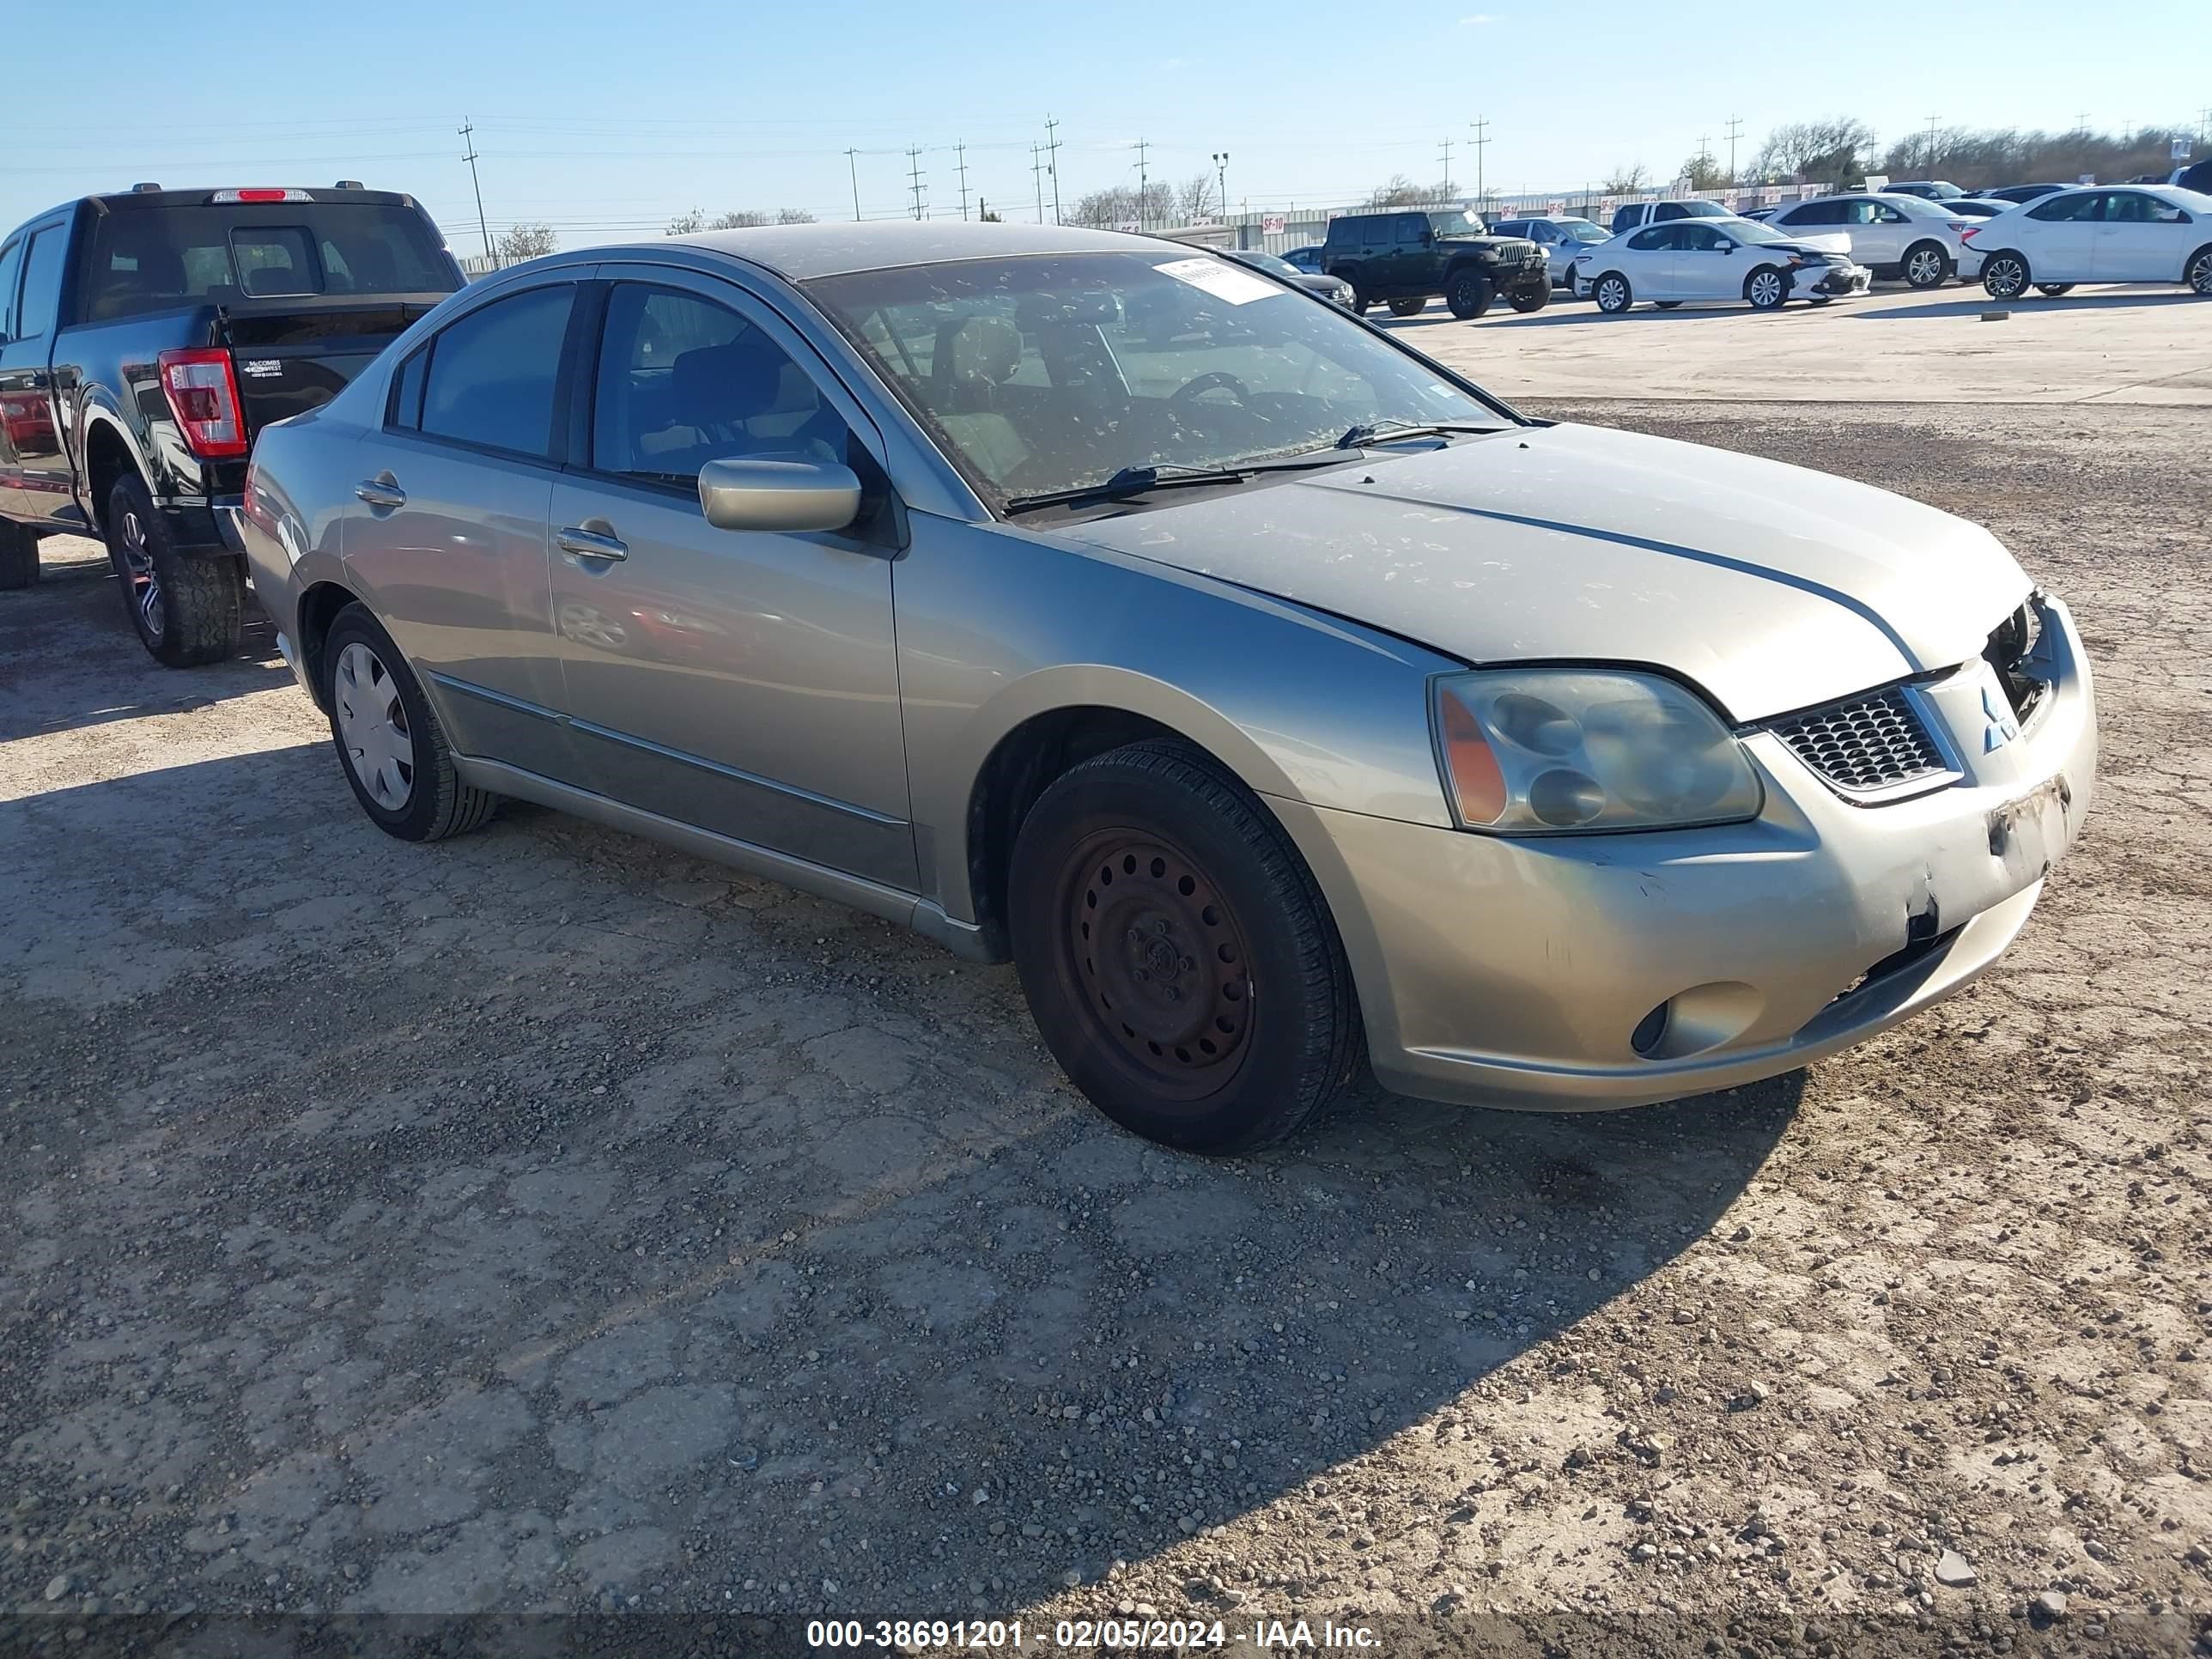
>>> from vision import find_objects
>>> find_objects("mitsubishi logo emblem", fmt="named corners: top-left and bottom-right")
top-left (1981, 682), bottom-right (2020, 752)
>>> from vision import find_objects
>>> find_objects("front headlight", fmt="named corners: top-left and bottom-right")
top-left (1431, 669), bottom-right (1764, 834)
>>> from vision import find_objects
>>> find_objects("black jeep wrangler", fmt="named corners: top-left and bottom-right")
top-left (1320, 209), bottom-right (1550, 319)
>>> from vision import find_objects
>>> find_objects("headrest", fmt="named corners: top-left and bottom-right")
top-left (943, 315), bottom-right (1021, 386)
top-left (672, 334), bottom-right (787, 431)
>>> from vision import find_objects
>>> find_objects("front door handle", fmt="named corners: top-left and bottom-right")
top-left (557, 525), bottom-right (629, 562)
top-left (355, 474), bottom-right (406, 509)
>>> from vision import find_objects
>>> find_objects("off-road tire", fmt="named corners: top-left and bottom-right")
top-left (104, 473), bottom-right (240, 667)
top-left (1008, 741), bottom-right (1361, 1155)
top-left (0, 521), bottom-right (37, 590)
top-left (1508, 283), bottom-right (1550, 313)
top-left (1444, 269), bottom-right (1494, 319)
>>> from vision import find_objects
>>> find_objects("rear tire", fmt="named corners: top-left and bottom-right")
top-left (0, 521), bottom-right (37, 591)
top-left (2186, 246), bottom-right (2212, 296)
top-left (1981, 251), bottom-right (2030, 300)
top-left (1008, 741), bottom-right (1360, 1154)
top-left (1386, 295), bottom-right (1425, 317)
top-left (1443, 270), bottom-right (1493, 319)
top-left (1508, 283), bottom-right (1550, 313)
top-left (1902, 240), bottom-right (1951, 289)
top-left (2034, 283), bottom-right (2075, 296)
top-left (1654, 300), bottom-right (1683, 310)
top-left (321, 603), bottom-right (499, 842)
top-left (1593, 271), bottom-right (1633, 313)
top-left (104, 473), bottom-right (240, 667)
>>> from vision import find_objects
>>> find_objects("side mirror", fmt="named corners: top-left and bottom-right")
top-left (1721, 242), bottom-right (1736, 254)
top-left (1419, 228), bottom-right (1436, 244)
top-left (698, 457), bottom-right (862, 534)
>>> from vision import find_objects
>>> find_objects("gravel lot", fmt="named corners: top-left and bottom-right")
top-left (2, 401), bottom-right (2206, 1650)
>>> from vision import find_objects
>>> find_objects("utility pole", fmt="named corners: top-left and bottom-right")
top-left (1045, 115), bottom-right (1063, 223)
top-left (905, 147), bottom-right (927, 221)
top-left (1469, 116), bottom-right (1491, 210)
top-left (956, 143), bottom-right (970, 222)
top-left (1698, 132), bottom-right (1711, 185)
top-left (1724, 114), bottom-right (1744, 185)
top-left (1923, 112), bottom-right (1942, 173)
top-left (1438, 137), bottom-right (1454, 195)
top-left (845, 148), bottom-right (861, 222)
top-left (1212, 151), bottom-right (1230, 220)
top-left (1030, 143), bottom-right (1046, 223)
top-left (459, 119), bottom-right (492, 263)
top-left (1133, 139), bottom-right (1151, 229)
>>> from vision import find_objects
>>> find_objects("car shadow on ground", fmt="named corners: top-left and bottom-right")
top-left (1855, 289), bottom-right (2205, 319)
top-left (0, 549), bottom-right (284, 742)
top-left (0, 747), bottom-right (1808, 1613)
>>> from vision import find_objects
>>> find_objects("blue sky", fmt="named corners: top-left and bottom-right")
top-left (7, 0), bottom-right (2205, 246)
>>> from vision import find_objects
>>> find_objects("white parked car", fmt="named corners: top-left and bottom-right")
top-left (1969, 185), bottom-right (2212, 299)
top-left (1489, 216), bottom-right (1610, 287)
top-left (1571, 217), bottom-right (1869, 313)
top-left (1764, 192), bottom-right (1980, 287)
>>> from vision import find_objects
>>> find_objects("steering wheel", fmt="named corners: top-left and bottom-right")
top-left (1169, 371), bottom-right (1252, 407)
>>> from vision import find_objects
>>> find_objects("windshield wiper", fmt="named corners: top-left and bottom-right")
top-left (1334, 420), bottom-right (1496, 450)
top-left (1003, 458), bottom-right (1344, 516)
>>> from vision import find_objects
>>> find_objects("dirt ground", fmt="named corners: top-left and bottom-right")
top-left (2, 403), bottom-right (2207, 1652)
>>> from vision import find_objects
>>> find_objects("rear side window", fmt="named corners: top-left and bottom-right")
top-left (84, 203), bottom-right (457, 321)
top-left (1784, 200), bottom-right (1845, 227)
top-left (417, 284), bottom-right (575, 460)
top-left (1361, 217), bottom-right (1391, 246)
top-left (2028, 193), bottom-right (2101, 222)
top-left (1627, 226), bottom-right (1672, 252)
top-left (15, 227), bottom-right (68, 338)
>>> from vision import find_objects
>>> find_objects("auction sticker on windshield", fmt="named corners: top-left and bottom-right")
top-left (1154, 257), bottom-right (1280, 305)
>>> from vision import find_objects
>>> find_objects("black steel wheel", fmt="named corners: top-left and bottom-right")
top-left (1443, 270), bottom-right (1493, 319)
top-left (1008, 741), bottom-right (1361, 1153)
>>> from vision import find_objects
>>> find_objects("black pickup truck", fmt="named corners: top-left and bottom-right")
top-left (0, 185), bottom-right (463, 664)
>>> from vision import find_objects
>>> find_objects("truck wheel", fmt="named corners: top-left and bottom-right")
top-left (1509, 283), bottom-right (1550, 313)
top-left (1007, 740), bottom-right (1361, 1154)
top-left (104, 474), bottom-right (241, 667)
top-left (1386, 296), bottom-right (1426, 317)
top-left (0, 521), bottom-right (37, 591)
top-left (1444, 270), bottom-right (1494, 319)
top-left (321, 603), bottom-right (499, 842)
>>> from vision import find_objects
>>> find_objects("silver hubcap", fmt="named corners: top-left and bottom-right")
top-left (117, 509), bottom-right (162, 641)
top-left (1992, 260), bottom-right (2024, 296)
top-left (334, 643), bottom-right (415, 811)
top-left (1909, 250), bottom-right (1942, 284)
top-left (1599, 280), bottom-right (1626, 310)
top-left (2191, 256), bottom-right (2212, 295)
top-left (1752, 273), bottom-right (1782, 305)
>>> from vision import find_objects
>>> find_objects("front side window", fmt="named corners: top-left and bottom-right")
top-left (1678, 224), bottom-right (1728, 251)
top-left (1398, 215), bottom-right (1429, 243)
top-left (417, 283), bottom-right (574, 460)
top-left (2106, 192), bottom-right (2188, 224)
top-left (591, 283), bottom-right (845, 485)
top-left (807, 251), bottom-right (1505, 509)
top-left (14, 227), bottom-right (69, 339)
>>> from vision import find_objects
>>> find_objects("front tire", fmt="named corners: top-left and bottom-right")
top-left (2186, 246), bottom-right (2212, 296)
top-left (1654, 300), bottom-right (1683, 310)
top-left (1385, 296), bottom-right (1426, 317)
top-left (1329, 271), bottom-right (1370, 314)
top-left (0, 521), bottom-right (37, 591)
top-left (1981, 251), bottom-right (2030, 300)
top-left (321, 603), bottom-right (498, 842)
top-left (1902, 240), bottom-right (1951, 289)
top-left (1008, 741), bottom-right (1360, 1154)
top-left (1593, 271), bottom-right (1633, 313)
top-left (1443, 270), bottom-right (1493, 319)
top-left (1745, 265), bottom-right (1788, 310)
top-left (104, 474), bottom-right (241, 667)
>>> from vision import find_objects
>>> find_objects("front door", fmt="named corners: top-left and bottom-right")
top-left (2094, 191), bottom-right (2191, 281)
top-left (547, 272), bottom-right (914, 889)
top-left (342, 276), bottom-right (579, 782)
top-left (0, 218), bottom-right (70, 523)
top-left (1672, 222), bottom-right (1732, 300)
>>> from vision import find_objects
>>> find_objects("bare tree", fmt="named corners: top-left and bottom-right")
top-left (1368, 173), bottom-right (1427, 207)
top-left (1751, 118), bottom-right (1877, 185)
top-left (495, 222), bottom-right (556, 262)
top-left (1601, 163), bottom-right (1650, 194)
top-left (1069, 181), bottom-right (1176, 228)
top-left (666, 208), bottom-right (707, 236)
top-left (774, 207), bottom-right (817, 225)
top-left (1175, 172), bottom-right (1218, 224)
top-left (1680, 151), bottom-right (1726, 190)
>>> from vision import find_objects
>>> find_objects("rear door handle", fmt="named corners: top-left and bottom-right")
top-left (557, 526), bottom-right (629, 562)
top-left (355, 475), bottom-right (406, 508)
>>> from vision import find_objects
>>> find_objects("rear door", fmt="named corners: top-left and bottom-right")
top-left (0, 216), bottom-right (70, 521)
top-left (2094, 190), bottom-right (2194, 280)
top-left (1622, 223), bottom-right (1678, 296)
top-left (343, 276), bottom-right (581, 783)
top-left (2019, 190), bottom-right (2100, 277)
top-left (545, 270), bottom-right (913, 886)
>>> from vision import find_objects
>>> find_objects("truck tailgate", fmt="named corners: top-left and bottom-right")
top-left (219, 299), bottom-right (441, 436)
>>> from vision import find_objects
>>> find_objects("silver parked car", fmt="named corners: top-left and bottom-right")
top-left (238, 222), bottom-right (2096, 1152)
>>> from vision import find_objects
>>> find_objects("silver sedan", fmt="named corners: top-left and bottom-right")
top-left (238, 222), bottom-right (2095, 1152)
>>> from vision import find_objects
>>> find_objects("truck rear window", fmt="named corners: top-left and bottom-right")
top-left (84, 204), bottom-right (456, 321)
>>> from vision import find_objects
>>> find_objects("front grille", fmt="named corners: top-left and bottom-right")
top-left (1773, 685), bottom-right (1954, 798)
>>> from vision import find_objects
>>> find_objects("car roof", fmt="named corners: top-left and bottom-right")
top-left (662, 219), bottom-right (1181, 281)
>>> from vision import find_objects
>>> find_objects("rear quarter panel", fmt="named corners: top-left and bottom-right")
top-left (239, 407), bottom-right (362, 679)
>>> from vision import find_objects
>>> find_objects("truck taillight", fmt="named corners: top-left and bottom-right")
top-left (156, 348), bottom-right (248, 459)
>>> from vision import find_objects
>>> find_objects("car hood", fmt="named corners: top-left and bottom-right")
top-left (1772, 231), bottom-right (1853, 256)
top-left (1049, 422), bottom-right (2030, 722)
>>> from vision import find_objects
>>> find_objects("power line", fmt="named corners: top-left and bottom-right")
top-left (905, 146), bottom-right (927, 220)
top-left (459, 118), bottom-right (493, 262)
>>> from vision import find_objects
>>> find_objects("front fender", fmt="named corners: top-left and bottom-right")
top-left (894, 514), bottom-right (1464, 924)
